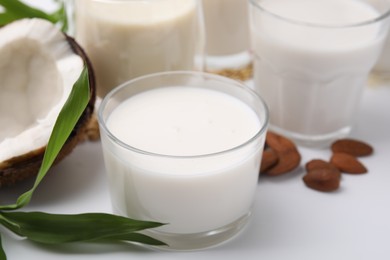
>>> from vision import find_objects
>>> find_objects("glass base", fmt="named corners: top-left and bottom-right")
top-left (270, 125), bottom-right (351, 149)
top-left (143, 211), bottom-right (252, 251)
top-left (205, 52), bottom-right (253, 81)
top-left (368, 71), bottom-right (390, 87)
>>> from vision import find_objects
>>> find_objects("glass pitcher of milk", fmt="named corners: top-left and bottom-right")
top-left (72, 0), bottom-right (204, 97)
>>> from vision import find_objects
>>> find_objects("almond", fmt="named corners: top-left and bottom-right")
top-left (264, 148), bottom-right (301, 176)
top-left (305, 159), bottom-right (340, 174)
top-left (260, 149), bottom-right (279, 173)
top-left (330, 153), bottom-right (368, 174)
top-left (303, 168), bottom-right (341, 192)
top-left (266, 131), bottom-right (297, 152)
top-left (263, 131), bottom-right (301, 176)
top-left (331, 138), bottom-right (373, 157)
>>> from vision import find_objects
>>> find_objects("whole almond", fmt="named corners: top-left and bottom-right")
top-left (330, 153), bottom-right (368, 174)
top-left (260, 149), bottom-right (279, 173)
top-left (331, 139), bottom-right (373, 157)
top-left (305, 159), bottom-right (340, 175)
top-left (263, 131), bottom-right (301, 176)
top-left (303, 168), bottom-right (341, 192)
top-left (264, 148), bottom-right (301, 176)
top-left (266, 131), bottom-right (297, 152)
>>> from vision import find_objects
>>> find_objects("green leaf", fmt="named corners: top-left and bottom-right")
top-left (0, 0), bottom-right (55, 23)
top-left (0, 67), bottom-right (90, 211)
top-left (0, 11), bottom-right (16, 26)
top-left (103, 233), bottom-right (166, 246)
top-left (0, 211), bottom-right (166, 246)
top-left (0, 234), bottom-right (6, 260)
top-left (0, 0), bottom-right (68, 31)
top-left (50, 1), bottom-right (68, 32)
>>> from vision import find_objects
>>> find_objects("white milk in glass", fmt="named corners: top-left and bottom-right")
top-left (202, 0), bottom-right (250, 56)
top-left (101, 86), bottom-right (263, 235)
top-left (75, 0), bottom-right (199, 96)
top-left (250, 0), bottom-right (388, 146)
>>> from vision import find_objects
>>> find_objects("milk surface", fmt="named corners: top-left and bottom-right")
top-left (101, 87), bottom-right (263, 233)
top-left (75, 0), bottom-right (199, 96)
top-left (108, 87), bottom-right (260, 156)
top-left (202, 0), bottom-right (250, 56)
top-left (251, 0), bottom-right (385, 141)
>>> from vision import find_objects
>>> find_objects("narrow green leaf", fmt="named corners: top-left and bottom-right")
top-left (50, 2), bottom-right (68, 32)
top-left (0, 68), bottom-right (90, 211)
top-left (0, 0), bottom-right (68, 31)
top-left (0, 211), bottom-right (166, 246)
top-left (0, 11), bottom-right (16, 26)
top-left (0, 234), bottom-right (6, 260)
top-left (102, 233), bottom-right (166, 246)
top-left (0, 214), bottom-right (19, 234)
top-left (0, 0), bottom-right (55, 22)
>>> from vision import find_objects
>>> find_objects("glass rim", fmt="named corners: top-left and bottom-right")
top-left (98, 70), bottom-right (269, 159)
top-left (249, 0), bottom-right (390, 28)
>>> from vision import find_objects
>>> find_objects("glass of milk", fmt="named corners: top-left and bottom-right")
top-left (201, 0), bottom-right (252, 79)
top-left (73, 0), bottom-right (204, 97)
top-left (98, 71), bottom-right (269, 250)
top-left (249, 0), bottom-right (390, 147)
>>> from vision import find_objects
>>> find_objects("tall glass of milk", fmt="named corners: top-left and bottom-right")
top-left (74, 0), bottom-right (204, 97)
top-left (201, 0), bottom-right (252, 80)
top-left (249, 0), bottom-right (390, 147)
top-left (98, 71), bottom-right (269, 250)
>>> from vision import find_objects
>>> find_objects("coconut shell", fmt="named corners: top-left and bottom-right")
top-left (0, 35), bottom-right (96, 187)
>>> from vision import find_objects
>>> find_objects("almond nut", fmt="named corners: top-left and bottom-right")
top-left (303, 168), bottom-right (341, 192)
top-left (263, 131), bottom-right (301, 176)
top-left (260, 149), bottom-right (279, 173)
top-left (331, 138), bottom-right (373, 157)
top-left (266, 131), bottom-right (297, 152)
top-left (305, 159), bottom-right (340, 174)
top-left (265, 149), bottom-right (301, 176)
top-left (330, 153), bottom-right (368, 174)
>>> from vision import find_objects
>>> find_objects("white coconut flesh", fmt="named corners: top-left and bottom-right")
top-left (0, 18), bottom-right (84, 163)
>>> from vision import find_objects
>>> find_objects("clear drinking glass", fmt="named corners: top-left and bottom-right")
top-left (98, 71), bottom-right (269, 250)
top-left (73, 0), bottom-right (204, 97)
top-left (201, 0), bottom-right (252, 80)
top-left (249, 0), bottom-right (390, 147)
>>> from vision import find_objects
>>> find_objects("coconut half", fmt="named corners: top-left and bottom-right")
top-left (0, 18), bottom-right (96, 187)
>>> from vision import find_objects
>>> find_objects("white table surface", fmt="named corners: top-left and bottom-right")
top-left (2, 1), bottom-right (390, 259)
